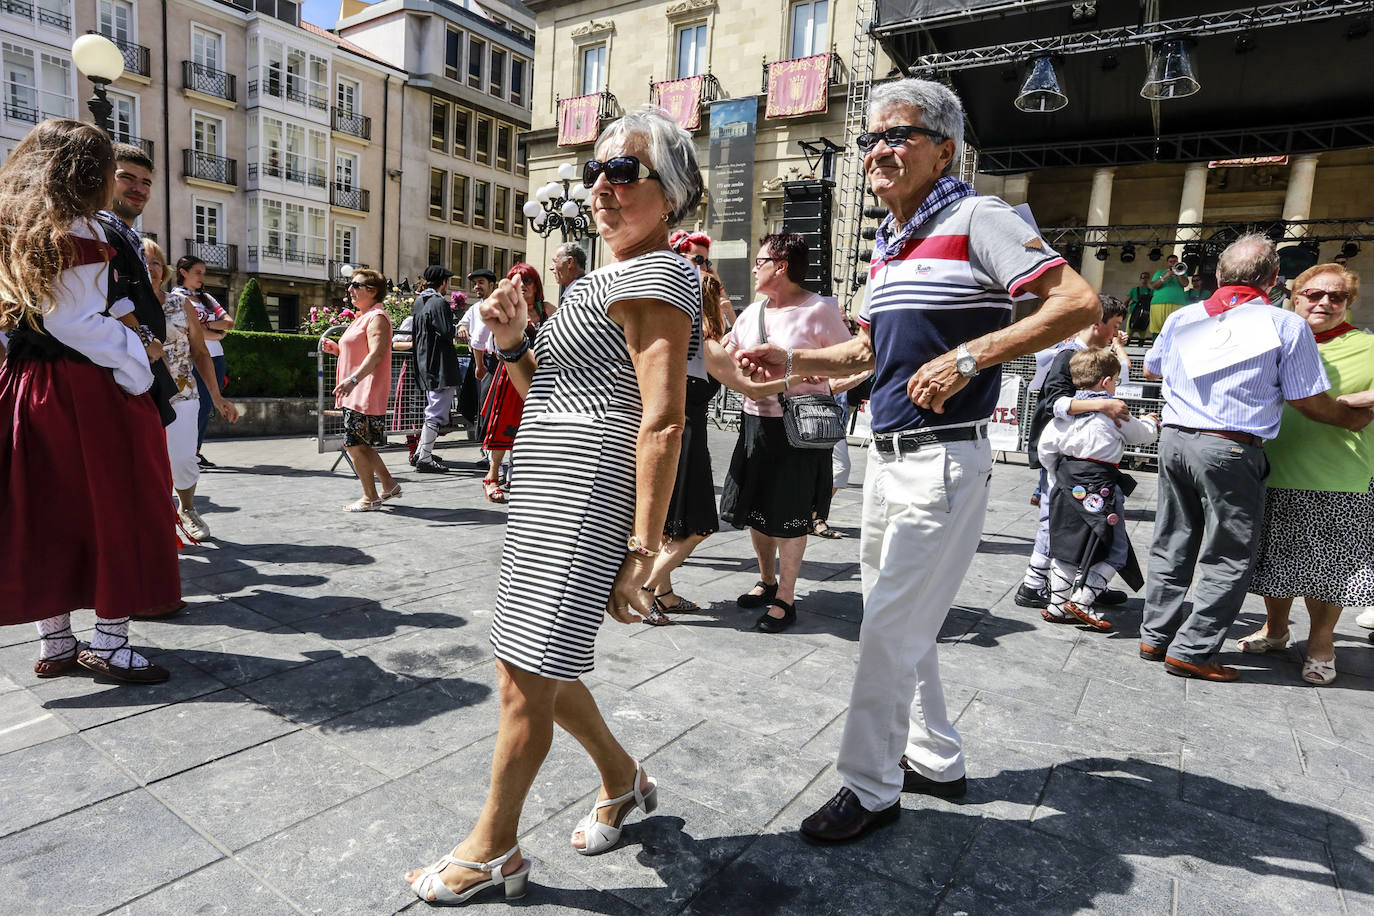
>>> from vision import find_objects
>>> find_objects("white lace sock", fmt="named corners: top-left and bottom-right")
top-left (36, 614), bottom-right (77, 660)
top-left (1069, 561), bottom-right (1117, 618)
top-left (88, 617), bottom-right (152, 670)
top-left (1024, 551), bottom-right (1052, 591)
top-left (1047, 560), bottom-right (1076, 618)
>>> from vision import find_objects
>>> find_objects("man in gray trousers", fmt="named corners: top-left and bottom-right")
top-left (1139, 235), bottom-right (1371, 681)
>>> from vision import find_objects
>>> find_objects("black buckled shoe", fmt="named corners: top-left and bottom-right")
top-left (755, 599), bottom-right (796, 634)
top-left (900, 757), bottom-right (967, 798)
top-left (800, 787), bottom-right (900, 844)
top-left (1097, 588), bottom-right (1128, 606)
top-left (737, 580), bottom-right (778, 609)
top-left (1014, 583), bottom-right (1050, 609)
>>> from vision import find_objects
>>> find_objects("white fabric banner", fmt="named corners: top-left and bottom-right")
top-left (988, 373), bottom-right (1022, 451)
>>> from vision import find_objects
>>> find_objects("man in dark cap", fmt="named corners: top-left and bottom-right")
top-left (410, 265), bottom-right (461, 473)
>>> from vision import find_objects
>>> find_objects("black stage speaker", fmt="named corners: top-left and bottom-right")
top-left (782, 179), bottom-right (834, 296)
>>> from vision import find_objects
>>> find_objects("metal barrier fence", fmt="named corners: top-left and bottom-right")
top-left (315, 325), bottom-right (473, 456)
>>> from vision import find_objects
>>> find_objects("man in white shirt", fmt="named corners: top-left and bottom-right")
top-left (458, 268), bottom-right (498, 466)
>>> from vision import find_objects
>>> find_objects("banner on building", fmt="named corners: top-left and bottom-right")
top-left (708, 97), bottom-right (759, 315)
top-left (1208, 156), bottom-right (1289, 168)
top-left (988, 374), bottom-right (1022, 452)
top-left (765, 54), bottom-right (830, 119)
top-left (558, 94), bottom-right (601, 146)
top-left (654, 76), bottom-right (704, 131)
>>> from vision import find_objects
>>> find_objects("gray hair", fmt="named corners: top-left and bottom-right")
top-left (868, 79), bottom-right (965, 176)
top-left (595, 105), bottom-right (704, 226)
top-left (1217, 233), bottom-right (1280, 287)
top-left (554, 242), bottom-right (586, 270)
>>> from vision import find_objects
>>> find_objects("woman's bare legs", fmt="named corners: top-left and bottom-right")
top-left (748, 529), bottom-right (807, 617)
top-left (1258, 596), bottom-right (1294, 642)
top-left (1304, 597), bottom-right (1343, 663)
top-left (644, 534), bottom-right (709, 607)
top-left (346, 444), bottom-right (395, 502)
top-left (553, 679), bottom-right (653, 849)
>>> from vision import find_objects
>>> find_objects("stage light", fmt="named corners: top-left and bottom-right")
top-left (1120, 244), bottom-right (1136, 263)
top-left (1148, 246), bottom-right (1162, 261)
top-left (1341, 241), bottom-right (1361, 259)
top-left (1095, 247), bottom-right (1110, 261)
top-left (1015, 55), bottom-right (1067, 113)
top-left (1141, 38), bottom-right (1200, 100)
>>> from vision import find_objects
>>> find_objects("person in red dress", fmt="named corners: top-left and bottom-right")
top-left (0, 119), bottom-right (180, 684)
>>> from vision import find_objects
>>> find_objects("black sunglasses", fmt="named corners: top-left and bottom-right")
top-left (689, 254), bottom-right (710, 267)
top-left (583, 156), bottom-right (662, 187)
top-left (856, 125), bottom-right (948, 152)
top-left (348, 281), bottom-right (373, 290)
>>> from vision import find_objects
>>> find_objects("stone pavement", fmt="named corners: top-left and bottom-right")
top-left (2, 429), bottom-right (1373, 915)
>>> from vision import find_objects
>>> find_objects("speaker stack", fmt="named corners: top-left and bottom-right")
top-left (781, 179), bottom-right (834, 296)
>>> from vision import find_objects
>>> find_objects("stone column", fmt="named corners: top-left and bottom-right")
top-left (1174, 161), bottom-right (1208, 252)
top-left (1280, 154), bottom-right (1321, 241)
top-left (1002, 173), bottom-right (1031, 207)
top-left (1080, 167), bottom-right (1115, 292)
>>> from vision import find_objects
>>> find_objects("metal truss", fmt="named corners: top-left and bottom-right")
top-left (895, 0), bottom-right (1374, 73)
top-left (1038, 218), bottom-right (1374, 249)
top-left (976, 117), bottom-right (1374, 172)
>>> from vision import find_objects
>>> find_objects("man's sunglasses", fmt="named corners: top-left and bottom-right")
top-left (856, 125), bottom-right (947, 152)
top-left (583, 156), bottom-right (662, 187)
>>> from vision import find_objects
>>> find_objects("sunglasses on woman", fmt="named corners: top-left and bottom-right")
top-left (688, 254), bottom-right (710, 267)
top-left (582, 156), bottom-right (662, 187)
top-left (1298, 288), bottom-right (1350, 305)
top-left (347, 281), bottom-right (375, 291)
top-left (856, 125), bottom-right (947, 152)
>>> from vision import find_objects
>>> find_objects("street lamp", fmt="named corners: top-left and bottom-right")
top-left (524, 161), bottom-right (597, 242)
top-left (70, 34), bottom-right (125, 136)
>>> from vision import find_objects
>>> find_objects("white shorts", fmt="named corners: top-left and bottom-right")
top-left (167, 398), bottom-right (201, 491)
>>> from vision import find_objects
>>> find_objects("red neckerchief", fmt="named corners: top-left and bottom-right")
top-left (1203, 284), bottom-right (1270, 317)
top-left (1314, 322), bottom-right (1356, 344)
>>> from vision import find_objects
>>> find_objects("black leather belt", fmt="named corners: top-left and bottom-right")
top-left (873, 425), bottom-right (987, 456)
top-left (1164, 424), bottom-right (1263, 448)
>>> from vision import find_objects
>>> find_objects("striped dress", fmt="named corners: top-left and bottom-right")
top-left (489, 250), bottom-right (700, 680)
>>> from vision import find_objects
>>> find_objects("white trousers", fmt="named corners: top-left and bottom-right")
top-left (836, 436), bottom-right (992, 811)
top-left (416, 387), bottom-right (457, 459)
top-left (166, 399), bottom-right (201, 492)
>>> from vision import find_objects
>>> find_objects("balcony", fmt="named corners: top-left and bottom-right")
top-left (182, 149), bottom-right (237, 186)
top-left (3, 100), bottom-right (39, 124)
top-left (112, 132), bottom-right (154, 158)
top-left (36, 3), bottom-right (69, 29)
top-left (331, 107), bottom-right (371, 140)
top-left (285, 81), bottom-right (327, 111)
top-left (94, 32), bottom-right (151, 78)
top-left (247, 161), bottom-right (327, 188)
top-left (248, 246), bottom-right (326, 267)
top-left (761, 51), bottom-right (845, 93)
top-left (329, 260), bottom-right (369, 280)
top-left (1, 0), bottom-right (35, 17)
top-left (182, 60), bottom-right (236, 103)
top-left (185, 240), bottom-right (237, 272)
top-left (330, 183), bottom-right (370, 212)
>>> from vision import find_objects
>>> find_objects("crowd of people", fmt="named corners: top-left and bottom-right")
top-left (2, 78), bottom-right (1372, 908)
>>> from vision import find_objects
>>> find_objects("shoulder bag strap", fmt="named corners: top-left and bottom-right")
top-left (757, 301), bottom-right (789, 410)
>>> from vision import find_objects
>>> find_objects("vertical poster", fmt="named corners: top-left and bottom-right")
top-left (707, 97), bottom-right (758, 315)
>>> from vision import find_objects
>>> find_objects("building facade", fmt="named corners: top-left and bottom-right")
top-left (2, 0), bottom-right (81, 157)
top-left (337, 0), bottom-right (535, 284)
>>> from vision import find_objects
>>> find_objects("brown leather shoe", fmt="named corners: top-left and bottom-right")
top-left (1064, 600), bottom-right (1113, 631)
top-left (1164, 656), bottom-right (1238, 682)
top-left (800, 787), bottom-right (900, 844)
top-left (33, 644), bottom-right (86, 678)
top-left (1139, 642), bottom-right (1166, 661)
top-left (76, 649), bottom-right (171, 684)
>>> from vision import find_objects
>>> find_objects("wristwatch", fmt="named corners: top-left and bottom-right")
top-left (626, 536), bottom-right (659, 557)
top-left (955, 343), bottom-right (980, 379)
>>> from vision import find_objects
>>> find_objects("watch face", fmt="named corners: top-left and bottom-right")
top-left (957, 355), bottom-right (977, 376)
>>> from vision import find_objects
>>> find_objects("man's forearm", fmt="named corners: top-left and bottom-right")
top-left (790, 334), bottom-right (874, 377)
top-left (1290, 393), bottom-right (1370, 431)
top-left (965, 274), bottom-right (1099, 372)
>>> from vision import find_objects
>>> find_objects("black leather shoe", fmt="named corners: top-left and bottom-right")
top-left (414, 457), bottom-right (448, 474)
top-left (1097, 588), bottom-right (1128, 606)
top-left (737, 580), bottom-right (778, 609)
top-left (900, 757), bottom-right (967, 798)
top-left (1014, 583), bottom-right (1049, 609)
top-left (800, 787), bottom-right (900, 844)
top-left (755, 599), bottom-right (796, 634)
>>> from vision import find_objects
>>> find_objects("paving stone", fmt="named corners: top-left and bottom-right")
top-left (107, 859), bottom-right (298, 916)
top-left (27, 651), bottom-right (228, 731)
top-left (233, 651), bottom-right (417, 726)
top-left (0, 734), bottom-right (138, 838)
top-left (635, 614), bottom-right (817, 677)
top-left (134, 600), bottom-right (286, 650)
top-left (0, 790), bottom-right (221, 914)
top-left (0, 687), bottom-right (74, 754)
top-left (174, 626), bottom-right (342, 687)
top-left (152, 730), bottom-right (388, 850)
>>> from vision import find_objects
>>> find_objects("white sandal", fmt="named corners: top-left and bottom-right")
top-left (1237, 629), bottom-right (1290, 654)
top-left (343, 497), bottom-right (382, 513)
top-left (407, 844), bottom-right (530, 906)
top-left (570, 761), bottom-right (658, 856)
top-left (1302, 655), bottom-right (1337, 686)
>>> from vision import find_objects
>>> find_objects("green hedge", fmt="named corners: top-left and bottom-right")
top-left (220, 330), bottom-right (318, 398)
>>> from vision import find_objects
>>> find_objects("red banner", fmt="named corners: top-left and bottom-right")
top-left (558, 94), bottom-right (600, 147)
top-left (765, 54), bottom-right (830, 119)
top-left (654, 75), bottom-right (704, 131)
top-left (1207, 156), bottom-right (1290, 168)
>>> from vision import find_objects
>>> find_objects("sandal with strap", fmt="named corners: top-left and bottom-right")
top-left (653, 589), bottom-right (700, 613)
top-left (643, 597), bottom-right (674, 627)
top-left (1237, 629), bottom-right (1290, 654)
top-left (34, 634), bottom-right (86, 678)
top-left (77, 627), bottom-right (169, 685)
top-left (381, 483), bottom-right (403, 501)
top-left (571, 761), bottom-right (658, 856)
top-left (1063, 600), bottom-right (1113, 632)
top-left (407, 844), bottom-right (531, 906)
top-left (810, 520), bottom-right (845, 540)
top-left (343, 497), bottom-right (382, 513)
top-left (1302, 655), bottom-right (1337, 686)
top-left (482, 479), bottom-right (508, 504)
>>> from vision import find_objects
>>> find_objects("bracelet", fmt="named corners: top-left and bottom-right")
top-left (348, 375), bottom-right (359, 385)
top-left (784, 346), bottom-right (794, 382)
top-left (626, 536), bottom-right (659, 557)
top-left (497, 338), bottom-right (531, 362)
top-left (134, 324), bottom-right (156, 347)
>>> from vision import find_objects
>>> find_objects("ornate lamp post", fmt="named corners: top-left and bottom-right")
top-left (70, 34), bottom-right (125, 136)
top-left (524, 162), bottom-right (597, 243)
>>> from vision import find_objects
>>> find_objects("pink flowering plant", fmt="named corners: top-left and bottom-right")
top-left (299, 286), bottom-right (468, 336)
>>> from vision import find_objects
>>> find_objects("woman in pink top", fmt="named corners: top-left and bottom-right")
top-left (721, 233), bottom-right (854, 632)
top-left (321, 268), bottom-right (398, 511)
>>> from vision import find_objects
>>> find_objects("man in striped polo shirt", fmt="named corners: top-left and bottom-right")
top-left (738, 78), bottom-right (1099, 843)
top-left (1139, 235), bottom-right (1371, 681)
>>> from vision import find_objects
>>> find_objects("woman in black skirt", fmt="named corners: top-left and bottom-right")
top-left (719, 234), bottom-right (853, 633)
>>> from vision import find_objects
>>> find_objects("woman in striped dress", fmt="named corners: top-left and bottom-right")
top-left (405, 107), bottom-right (703, 906)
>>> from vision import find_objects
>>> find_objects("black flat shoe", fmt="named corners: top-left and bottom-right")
top-left (1097, 588), bottom-right (1128, 606)
top-left (1013, 583), bottom-right (1049, 609)
top-left (737, 580), bottom-right (778, 609)
top-left (800, 787), bottom-right (900, 844)
top-left (900, 757), bottom-right (967, 798)
top-left (755, 598), bottom-right (796, 633)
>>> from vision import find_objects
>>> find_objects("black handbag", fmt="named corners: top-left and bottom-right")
top-left (757, 302), bottom-right (847, 450)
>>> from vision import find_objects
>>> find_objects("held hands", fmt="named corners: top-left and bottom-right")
top-left (1337, 390), bottom-right (1374, 410)
top-left (605, 553), bottom-right (654, 624)
top-left (735, 343), bottom-right (789, 381)
top-left (320, 339), bottom-right (340, 356)
top-left (1345, 406), bottom-right (1374, 432)
top-left (480, 276), bottom-right (528, 352)
top-left (906, 351), bottom-right (968, 413)
top-left (144, 338), bottom-right (163, 362)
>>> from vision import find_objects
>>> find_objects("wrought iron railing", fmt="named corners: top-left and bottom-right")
top-left (112, 132), bottom-right (154, 158)
top-left (182, 148), bottom-right (237, 185)
top-left (1, 0), bottom-right (35, 17)
top-left (36, 4), bottom-right (69, 29)
top-left (3, 100), bottom-right (39, 123)
top-left (329, 260), bottom-right (368, 279)
top-left (330, 183), bottom-right (370, 212)
top-left (185, 239), bottom-right (237, 271)
top-left (182, 60), bottom-right (236, 102)
top-left (91, 32), bottom-right (150, 77)
top-left (331, 107), bottom-right (371, 140)
top-left (761, 51), bottom-right (845, 93)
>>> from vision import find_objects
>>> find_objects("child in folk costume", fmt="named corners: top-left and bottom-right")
top-left (1039, 348), bottom-right (1160, 631)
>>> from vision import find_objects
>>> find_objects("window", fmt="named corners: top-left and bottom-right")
top-left (450, 173), bottom-right (467, 223)
top-left (428, 235), bottom-right (444, 267)
top-left (192, 26), bottom-right (222, 72)
top-left (676, 24), bottom-right (707, 79)
top-left (262, 39), bottom-right (283, 96)
top-left (475, 117), bottom-right (491, 166)
top-left (789, 0), bottom-right (829, 59)
top-left (262, 198), bottom-right (281, 251)
top-left (473, 181), bottom-right (489, 230)
top-left (431, 98), bottom-right (448, 152)
top-left (308, 129), bottom-right (327, 185)
top-left (192, 112), bottom-right (224, 156)
top-left (489, 48), bottom-right (505, 98)
top-left (261, 115), bottom-right (283, 172)
top-left (471, 243), bottom-right (488, 271)
top-left (308, 55), bottom-right (328, 108)
top-left (429, 168), bottom-right (447, 220)
top-left (510, 57), bottom-right (525, 105)
top-left (334, 223), bottom-right (357, 264)
top-left (453, 107), bottom-right (470, 159)
top-left (496, 124), bottom-right (512, 171)
top-left (335, 151), bottom-right (357, 190)
top-left (336, 77), bottom-right (359, 117)
top-left (3, 44), bottom-right (38, 124)
top-left (493, 248), bottom-right (508, 278)
top-left (581, 45), bottom-right (606, 96)
top-left (194, 200), bottom-right (221, 245)
top-left (109, 90), bottom-right (137, 143)
top-left (493, 187), bottom-right (509, 233)
top-left (468, 36), bottom-right (484, 89)
top-left (444, 27), bottom-right (462, 80)
top-left (514, 191), bottom-right (527, 233)
top-left (449, 239), bottom-right (466, 278)
top-left (514, 250), bottom-right (525, 266)
top-left (98, 0), bottom-right (133, 45)
top-left (516, 139), bottom-right (528, 176)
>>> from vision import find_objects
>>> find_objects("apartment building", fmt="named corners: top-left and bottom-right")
top-left (1, 0), bottom-right (80, 158)
top-left (337, 0), bottom-right (535, 283)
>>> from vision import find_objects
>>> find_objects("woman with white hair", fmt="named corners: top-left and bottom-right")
top-left (405, 106), bottom-right (702, 905)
